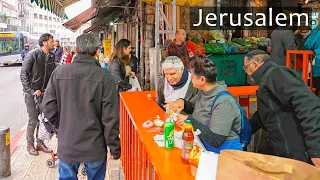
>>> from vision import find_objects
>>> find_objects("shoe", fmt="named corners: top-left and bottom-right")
top-left (36, 143), bottom-right (53, 153)
top-left (27, 145), bottom-right (39, 156)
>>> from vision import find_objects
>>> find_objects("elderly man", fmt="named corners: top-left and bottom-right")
top-left (166, 29), bottom-right (190, 68)
top-left (42, 33), bottom-right (120, 179)
top-left (243, 50), bottom-right (320, 167)
top-left (156, 56), bottom-right (198, 108)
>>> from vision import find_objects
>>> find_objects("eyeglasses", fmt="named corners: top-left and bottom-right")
top-left (243, 62), bottom-right (255, 71)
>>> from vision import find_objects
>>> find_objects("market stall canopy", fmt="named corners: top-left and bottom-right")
top-left (30, 0), bottom-right (79, 18)
top-left (62, 5), bottom-right (98, 32)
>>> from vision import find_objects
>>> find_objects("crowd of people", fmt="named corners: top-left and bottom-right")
top-left (19, 26), bottom-right (320, 179)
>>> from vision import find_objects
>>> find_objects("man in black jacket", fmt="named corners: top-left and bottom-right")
top-left (244, 50), bottom-right (320, 167)
top-left (20, 33), bottom-right (56, 156)
top-left (42, 34), bottom-right (120, 179)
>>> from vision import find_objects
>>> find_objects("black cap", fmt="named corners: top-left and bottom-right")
top-left (246, 50), bottom-right (267, 57)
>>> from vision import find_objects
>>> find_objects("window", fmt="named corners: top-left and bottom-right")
top-left (49, 25), bottom-right (52, 28)
top-left (53, 17), bottom-right (56, 22)
top-left (53, 25), bottom-right (56, 28)
top-left (49, 17), bottom-right (52, 21)
top-left (44, 16), bottom-right (48, 20)
top-left (33, 22), bottom-right (38, 26)
top-left (39, 15), bottom-right (43, 19)
top-left (39, 23), bottom-right (43, 27)
top-left (44, 24), bottom-right (48, 28)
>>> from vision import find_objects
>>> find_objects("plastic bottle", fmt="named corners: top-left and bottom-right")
top-left (181, 119), bottom-right (194, 164)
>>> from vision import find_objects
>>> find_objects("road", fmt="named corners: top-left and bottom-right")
top-left (0, 54), bottom-right (21, 65)
top-left (0, 65), bottom-right (28, 139)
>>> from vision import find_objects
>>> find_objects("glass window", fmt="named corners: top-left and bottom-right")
top-left (33, 22), bottom-right (38, 26)
top-left (49, 25), bottom-right (52, 28)
top-left (39, 23), bottom-right (43, 27)
top-left (39, 15), bottom-right (43, 19)
top-left (44, 24), bottom-right (48, 27)
top-left (49, 17), bottom-right (52, 21)
top-left (44, 16), bottom-right (48, 20)
top-left (34, 13), bottom-right (38, 19)
top-left (53, 17), bottom-right (56, 22)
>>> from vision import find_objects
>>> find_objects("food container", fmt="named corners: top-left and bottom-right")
top-left (154, 119), bottom-right (164, 128)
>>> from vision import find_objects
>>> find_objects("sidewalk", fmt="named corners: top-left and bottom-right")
top-left (5, 131), bottom-right (124, 180)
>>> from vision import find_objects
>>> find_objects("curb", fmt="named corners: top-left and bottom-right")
top-left (10, 130), bottom-right (25, 155)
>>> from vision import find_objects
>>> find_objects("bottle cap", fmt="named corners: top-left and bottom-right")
top-left (184, 119), bottom-right (191, 124)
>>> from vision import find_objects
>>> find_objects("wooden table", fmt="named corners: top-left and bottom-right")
top-left (120, 87), bottom-right (258, 180)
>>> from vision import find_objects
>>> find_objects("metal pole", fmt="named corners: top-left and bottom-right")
top-left (0, 126), bottom-right (11, 179)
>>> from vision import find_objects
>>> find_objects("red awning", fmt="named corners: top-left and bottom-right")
top-left (62, 5), bottom-right (97, 32)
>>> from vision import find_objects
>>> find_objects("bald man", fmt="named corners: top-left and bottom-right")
top-left (166, 29), bottom-right (190, 68)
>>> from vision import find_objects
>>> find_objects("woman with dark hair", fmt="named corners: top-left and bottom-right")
top-left (164, 54), bottom-right (243, 153)
top-left (109, 39), bottom-right (134, 91)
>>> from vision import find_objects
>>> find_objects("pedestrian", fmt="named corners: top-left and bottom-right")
top-left (164, 54), bottom-right (243, 154)
top-left (270, 25), bottom-right (297, 66)
top-left (244, 50), bottom-right (320, 167)
top-left (60, 46), bottom-right (72, 64)
top-left (42, 33), bottom-right (120, 180)
top-left (21, 44), bottom-right (30, 61)
top-left (166, 29), bottom-right (190, 68)
top-left (20, 33), bottom-right (56, 156)
top-left (53, 40), bottom-right (63, 65)
top-left (304, 27), bottom-right (320, 97)
top-left (109, 39), bottom-right (133, 92)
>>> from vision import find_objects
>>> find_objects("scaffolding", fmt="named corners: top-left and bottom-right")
top-left (151, 0), bottom-right (177, 90)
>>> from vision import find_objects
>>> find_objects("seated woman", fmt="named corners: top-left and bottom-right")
top-left (165, 54), bottom-right (242, 153)
top-left (156, 56), bottom-right (198, 108)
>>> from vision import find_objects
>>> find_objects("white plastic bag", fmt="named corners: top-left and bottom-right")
top-left (37, 113), bottom-right (54, 141)
top-left (128, 76), bottom-right (142, 91)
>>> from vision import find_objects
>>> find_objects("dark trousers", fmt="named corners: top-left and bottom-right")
top-left (24, 93), bottom-right (43, 146)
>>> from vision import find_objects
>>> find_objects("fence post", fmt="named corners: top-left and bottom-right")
top-left (0, 126), bottom-right (11, 179)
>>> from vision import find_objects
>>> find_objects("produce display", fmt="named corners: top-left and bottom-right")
top-left (246, 37), bottom-right (265, 47)
top-left (216, 41), bottom-right (238, 54)
top-left (191, 37), bottom-right (201, 45)
top-left (204, 43), bottom-right (226, 54)
top-left (209, 30), bottom-right (225, 42)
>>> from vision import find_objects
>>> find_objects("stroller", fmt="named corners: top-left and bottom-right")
top-left (34, 95), bottom-right (87, 176)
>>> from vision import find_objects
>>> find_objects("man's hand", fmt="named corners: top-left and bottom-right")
top-left (33, 90), bottom-right (41, 96)
top-left (176, 114), bottom-right (188, 128)
top-left (311, 158), bottom-right (320, 168)
top-left (163, 99), bottom-right (184, 113)
top-left (129, 72), bottom-right (135, 78)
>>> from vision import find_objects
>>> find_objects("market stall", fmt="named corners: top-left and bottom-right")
top-left (187, 31), bottom-right (270, 86)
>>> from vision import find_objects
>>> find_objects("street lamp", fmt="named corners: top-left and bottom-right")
top-left (109, 22), bottom-right (114, 26)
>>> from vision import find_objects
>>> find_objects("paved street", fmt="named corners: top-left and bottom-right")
top-left (0, 65), bottom-right (28, 139)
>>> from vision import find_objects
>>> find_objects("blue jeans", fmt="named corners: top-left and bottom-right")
top-left (58, 159), bottom-right (106, 180)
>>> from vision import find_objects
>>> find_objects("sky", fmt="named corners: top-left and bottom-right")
top-left (65, 0), bottom-right (92, 19)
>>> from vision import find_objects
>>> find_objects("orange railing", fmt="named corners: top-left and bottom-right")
top-left (286, 50), bottom-right (316, 94)
top-left (120, 88), bottom-right (258, 180)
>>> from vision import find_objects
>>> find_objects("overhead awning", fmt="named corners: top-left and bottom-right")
top-left (83, 9), bottom-right (121, 33)
top-left (62, 5), bottom-right (98, 32)
top-left (30, 0), bottom-right (80, 18)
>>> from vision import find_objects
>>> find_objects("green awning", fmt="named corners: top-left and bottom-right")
top-left (30, 0), bottom-right (79, 18)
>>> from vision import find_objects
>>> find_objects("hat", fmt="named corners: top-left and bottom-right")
top-left (162, 56), bottom-right (184, 70)
top-left (246, 50), bottom-right (267, 57)
top-left (24, 44), bottom-right (29, 47)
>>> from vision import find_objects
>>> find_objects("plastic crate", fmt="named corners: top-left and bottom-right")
top-left (208, 54), bottom-right (247, 86)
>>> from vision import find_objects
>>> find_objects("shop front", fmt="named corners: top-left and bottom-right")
top-left (0, 32), bottom-right (23, 55)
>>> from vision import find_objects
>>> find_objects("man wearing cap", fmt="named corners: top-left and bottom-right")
top-left (21, 44), bottom-right (30, 61)
top-left (243, 50), bottom-right (320, 167)
top-left (54, 40), bottom-right (63, 65)
top-left (156, 56), bottom-right (198, 108)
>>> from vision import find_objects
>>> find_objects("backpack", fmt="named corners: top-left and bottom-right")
top-left (209, 90), bottom-right (252, 147)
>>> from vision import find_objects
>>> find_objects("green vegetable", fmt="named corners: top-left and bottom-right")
top-left (191, 38), bottom-right (201, 45)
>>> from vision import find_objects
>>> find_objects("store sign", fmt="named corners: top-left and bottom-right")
top-left (0, 33), bottom-right (14, 38)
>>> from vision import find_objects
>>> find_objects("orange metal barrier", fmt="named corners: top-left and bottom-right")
top-left (286, 50), bottom-right (316, 93)
top-left (120, 88), bottom-right (258, 180)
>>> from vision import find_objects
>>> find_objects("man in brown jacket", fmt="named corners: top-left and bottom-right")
top-left (166, 29), bottom-right (190, 68)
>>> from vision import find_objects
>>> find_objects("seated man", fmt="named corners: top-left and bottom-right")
top-left (156, 56), bottom-right (198, 108)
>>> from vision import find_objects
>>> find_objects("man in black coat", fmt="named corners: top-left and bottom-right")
top-left (20, 33), bottom-right (56, 155)
top-left (42, 34), bottom-right (120, 179)
top-left (244, 50), bottom-right (320, 167)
